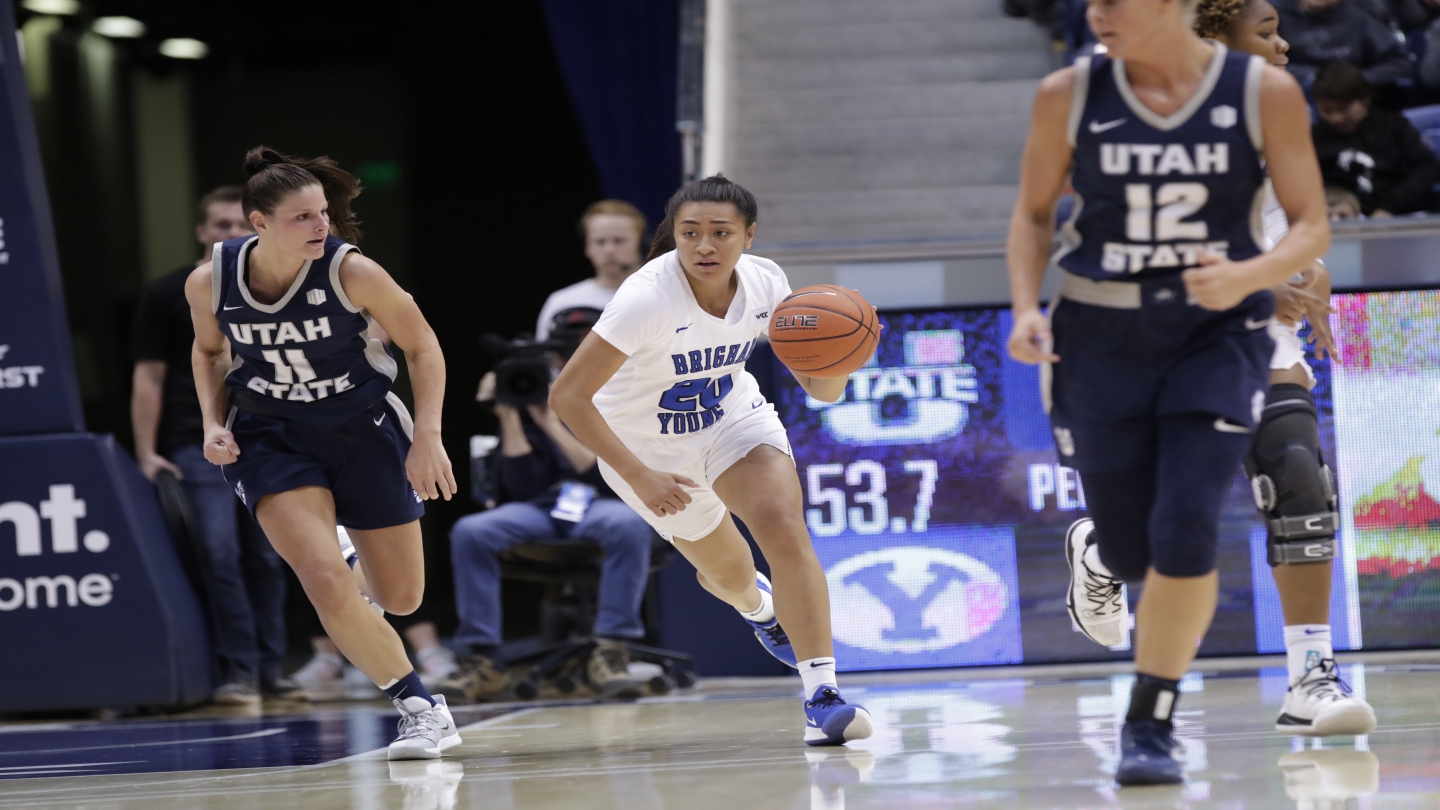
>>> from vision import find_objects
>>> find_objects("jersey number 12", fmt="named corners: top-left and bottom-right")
top-left (1124, 182), bottom-right (1208, 242)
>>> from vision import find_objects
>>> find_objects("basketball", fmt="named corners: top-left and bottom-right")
top-left (768, 284), bottom-right (879, 378)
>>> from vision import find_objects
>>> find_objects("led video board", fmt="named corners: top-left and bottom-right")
top-left (772, 291), bottom-right (1440, 671)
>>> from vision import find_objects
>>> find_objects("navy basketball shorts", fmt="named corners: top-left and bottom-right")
top-left (1045, 285), bottom-right (1274, 579)
top-left (221, 392), bottom-right (425, 530)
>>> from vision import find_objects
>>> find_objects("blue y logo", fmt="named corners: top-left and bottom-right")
top-left (843, 562), bottom-right (968, 642)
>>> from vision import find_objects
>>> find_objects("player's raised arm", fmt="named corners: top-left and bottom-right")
top-left (1006, 68), bottom-right (1075, 365)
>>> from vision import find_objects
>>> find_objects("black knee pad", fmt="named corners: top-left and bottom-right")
top-left (1245, 384), bottom-right (1338, 565)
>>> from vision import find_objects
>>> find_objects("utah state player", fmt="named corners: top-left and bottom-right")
top-left (1064, 0), bottom-right (1377, 742)
top-left (1005, 0), bottom-right (1330, 786)
top-left (550, 176), bottom-right (873, 747)
top-left (186, 147), bottom-right (460, 760)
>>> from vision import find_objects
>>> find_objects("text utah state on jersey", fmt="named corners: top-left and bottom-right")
top-left (1098, 140), bottom-right (1234, 274)
top-left (656, 339), bottom-right (759, 436)
top-left (226, 315), bottom-right (355, 402)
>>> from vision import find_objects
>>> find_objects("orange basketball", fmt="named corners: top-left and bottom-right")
top-left (769, 284), bottom-right (879, 378)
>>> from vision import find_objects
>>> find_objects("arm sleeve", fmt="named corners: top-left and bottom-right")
top-left (129, 284), bottom-right (169, 362)
top-left (1379, 117), bottom-right (1439, 213)
top-left (1360, 19), bottom-right (1414, 87)
top-left (590, 277), bottom-right (667, 356)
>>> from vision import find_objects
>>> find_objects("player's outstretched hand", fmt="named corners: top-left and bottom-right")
top-left (406, 438), bottom-right (458, 501)
top-left (1007, 308), bottom-right (1058, 365)
top-left (203, 425), bottom-right (241, 466)
top-left (630, 468), bottom-right (698, 517)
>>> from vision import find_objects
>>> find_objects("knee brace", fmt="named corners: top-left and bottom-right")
top-left (1244, 384), bottom-right (1338, 566)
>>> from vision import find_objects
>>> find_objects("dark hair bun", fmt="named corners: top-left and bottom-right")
top-left (243, 146), bottom-right (289, 177)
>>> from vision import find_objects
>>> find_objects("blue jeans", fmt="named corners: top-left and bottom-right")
top-left (449, 499), bottom-right (653, 646)
top-left (171, 444), bottom-right (288, 684)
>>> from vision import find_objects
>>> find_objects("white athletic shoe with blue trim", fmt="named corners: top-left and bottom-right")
top-left (803, 686), bottom-right (873, 746)
top-left (388, 695), bottom-right (462, 760)
top-left (747, 572), bottom-right (797, 667)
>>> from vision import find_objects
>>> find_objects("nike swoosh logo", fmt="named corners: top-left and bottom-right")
top-left (1304, 628), bottom-right (1327, 635)
top-left (223, 305), bottom-right (244, 311)
top-left (675, 325), bottom-right (691, 333)
top-left (1245, 318), bottom-right (1272, 330)
top-left (806, 718), bottom-right (820, 727)
top-left (374, 414), bottom-right (386, 426)
top-left (1213, 417), bottom-right (1252, 434)
top-left (1089, 118), bottom-right (1126, 133)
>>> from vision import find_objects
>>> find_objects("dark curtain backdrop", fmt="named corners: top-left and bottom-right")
top-left (540, 0), bottom-right (683, 230)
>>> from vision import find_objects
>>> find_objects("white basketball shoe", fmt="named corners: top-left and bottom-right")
top-left (388, 695), bottom-right (462, 760)
top-left (1064, 518), bottom-right (1128, 648)
top-left (1276, 658), bottom-right (1377, 736)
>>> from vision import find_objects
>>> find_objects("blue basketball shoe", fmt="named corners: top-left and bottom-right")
top-left (747, 572), bottom-right (796, 667)
top-left (1116, 719), bottom-right (1184, 786)
top-left (804, 686), bottom-right (874, 746)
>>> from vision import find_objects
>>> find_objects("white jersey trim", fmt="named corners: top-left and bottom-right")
top-left (328, 244), bottom-right (364, 314)
top-left (234, 236), bottom-right (312, 314)
top-left (385, 391), bottom-right (415, 441)
top-left (1066, 56), bottom-right (1092, 149)
top-left (209, 241), bottom-right (224, 315)
top-left (1244, 55), bottom-right (1266, 152)
top-left (1113, 42), bottom-right (1227, 132)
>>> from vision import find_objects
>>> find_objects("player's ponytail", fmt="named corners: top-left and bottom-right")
top-left (242, 145), bottom-right (363, 243)
top-left (647, 174), bottom-right (759, 262)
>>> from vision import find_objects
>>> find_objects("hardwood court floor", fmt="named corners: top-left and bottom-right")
top-left (1, 653), bottom-right (1436, 809)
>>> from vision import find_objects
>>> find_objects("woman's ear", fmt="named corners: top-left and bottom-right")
top-left (249, 210), bottom-right (266, 233)
top-left (744, 221), bottom-right (757, 250)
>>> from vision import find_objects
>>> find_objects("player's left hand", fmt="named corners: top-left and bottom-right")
top-left (1306, 303), bottom-right (1338, 362)
top-left (406, 437), bottom-right (457, 501)
top-left (1182, 252), bottom-right (1257, 311)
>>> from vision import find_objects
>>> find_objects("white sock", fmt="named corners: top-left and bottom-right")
top-left (1283, 624), bottom-right (1333, 684)
top-left (1082, 542), bottom-right (1115, 579)
top-left (739, 586), bottom-right (775, 625)
top-left (799, 657), bottom-right (838, 698)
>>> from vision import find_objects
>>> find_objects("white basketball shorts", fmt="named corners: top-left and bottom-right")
top-left (1268, 320), bottom-right (1314, 385)
top-left (598, 401), bottom-right (792, 542)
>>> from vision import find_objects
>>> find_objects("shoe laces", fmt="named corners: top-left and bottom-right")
top-left (1294, 658), bottom-right (1353, 702)
top-left (1124, 720), bottom-right (1178, 755)
top-left (759, 621), bottom-right (791, 646)
top-left (396, 703), bottom-right (448, 740)
top-left (1080, 562), bottom-right (1124, 616)
top-left (806, 687), bottom-right (846, 710)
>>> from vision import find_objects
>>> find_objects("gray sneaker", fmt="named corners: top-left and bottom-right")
top-left (212, 680), bottom-right (262, 706)
top-left (388, 695), bottom-right (462, 760)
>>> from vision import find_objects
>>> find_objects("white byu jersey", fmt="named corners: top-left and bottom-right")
top-left (590, 251), bottom-right (792, 440)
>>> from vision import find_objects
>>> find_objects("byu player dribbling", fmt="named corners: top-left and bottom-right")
top-left (1006, 0), bottom-right (1330, 785)
top-left (549, 175), bottom-right (873, 746)
top-left (1063, 0), bottom-right (1376, 741)
top-left (187, 147), bottom-right (461, 760)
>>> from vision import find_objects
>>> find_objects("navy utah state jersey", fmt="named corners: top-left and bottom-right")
top-left (1056, 43), bottom-right (1268, 281)
top-left (213, 235), bottom-right (396, 428)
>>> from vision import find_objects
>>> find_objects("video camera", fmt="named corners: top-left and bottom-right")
top-left (480, 306), bottom-right (602, 407)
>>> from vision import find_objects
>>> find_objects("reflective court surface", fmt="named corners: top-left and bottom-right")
top-left (1, 654), bottom-right (1437, 809)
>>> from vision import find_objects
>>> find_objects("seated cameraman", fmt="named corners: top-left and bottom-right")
top-left (441, 308), bottom-right (655, 701)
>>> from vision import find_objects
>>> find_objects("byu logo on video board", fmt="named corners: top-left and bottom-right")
top-left (810, 329), bottom-right (978, 446)
top-left (0, 484), bottom-right (115, 611)
top-left (827, 546), bottom-right (1008, 655)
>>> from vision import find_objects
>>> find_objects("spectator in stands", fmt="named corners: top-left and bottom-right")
top-left (1327, 186), bottom-right (1365, 218)
top-left (1419, 17), bottom-right (1440, 87)
top-left (1312, 61), bottom-right (1440, 215)
top-left (131, 187), bottom-right (299, 705)
top-left (533, 200), bottom-right (646, 340)
top-left (1274, 0), bottom-right (1414, 91)
top-left (439, 308), bottom-right (656, 702)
